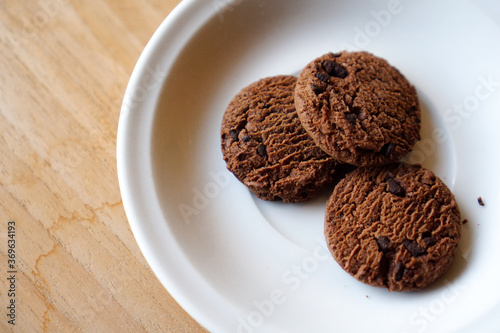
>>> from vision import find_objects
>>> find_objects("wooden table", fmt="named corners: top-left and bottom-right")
top-left (0, 0), bottom-right (207, 331)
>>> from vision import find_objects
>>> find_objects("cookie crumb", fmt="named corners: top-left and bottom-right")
top-left (462, 219), bottom-right (468, 224)
top-left (477, 197), bottom-right (485, 206)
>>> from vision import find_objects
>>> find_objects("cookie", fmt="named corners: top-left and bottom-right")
top-left (324, 163), bottom-right (462, 291)
top-left (295, 51), bottom-right (421, 167)
top-left (221, 75), bottom-right (341, 203)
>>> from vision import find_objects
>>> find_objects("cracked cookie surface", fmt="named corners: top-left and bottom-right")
top-left (324, 163), bottom-right (462, 291)
top-left (221, 75), bottom-right (340, 203)
top-left (295, 51), bottom-right (421, 166)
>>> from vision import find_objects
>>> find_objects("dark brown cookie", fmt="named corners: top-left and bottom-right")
top-left (324, 163), bottom-right (462, 291)
top-left (221, 75), bottom-right (341, 203)
top-left (295, 51), bottom-right (421, 167)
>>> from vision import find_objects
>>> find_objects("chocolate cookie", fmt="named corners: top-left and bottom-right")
top-left (221, 75), bottom-right (341, 203)
top-left (324, 163), bottom-right (462, 291)
top-left (295, 51), bottom-right (421, 167)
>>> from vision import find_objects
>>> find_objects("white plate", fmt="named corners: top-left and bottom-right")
top-left (117, 0), bottom-right (500, 332)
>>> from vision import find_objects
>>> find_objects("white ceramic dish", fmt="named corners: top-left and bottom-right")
top-left (117, 0), bottom-right (500, 332)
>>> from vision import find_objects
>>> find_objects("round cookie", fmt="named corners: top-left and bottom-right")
top-left (295, 51), bottom-right (421, 167)
top-left (221, 75), bottom-right (340, 203)
top-left (324, 163), bottom-right (462, 291)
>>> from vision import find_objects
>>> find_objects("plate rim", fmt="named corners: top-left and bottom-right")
top-left (117, 0), bottom-right (237, 331)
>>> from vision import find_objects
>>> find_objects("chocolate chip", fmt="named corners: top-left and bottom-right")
top-left (380, 143), bottom-right (396, 157)
top-left (478, 197), bottom-right (485, 206)
top-left (423, 236), bottom-right (436, 247)
top-left (351, 106), bottom-right (367, 120)
top-left (377, 236), bottom-right (390, 252)
top-left (387, 179), bottom-right (406, 197)
top-left (384, 172), bottom-right (396, 182)
top-left (310, 83), bottom-right (323, 94)
top-left (315, 72), bottom-right (330, 84)
top-left (322, 60), bottom-right (348, 78)
top-left (379, 254), bottom-right (390, 282)
top-left (229, 129), bottom-right (238, 141)
top-left (321, 60), bottom-right (335, 74)
top-left (394, 262), bottom-right (405, 281)
top-left (345, 112), bottom-right (357, 125)
top-left (257, 144), bottom-right (267, 157)
top-left (404, 240), bottom-right (426, 257)
top-left (241, 135), bottom-right (251, 142)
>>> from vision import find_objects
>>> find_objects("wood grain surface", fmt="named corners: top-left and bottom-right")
top-left (0, 0), bottom-right (208, 331)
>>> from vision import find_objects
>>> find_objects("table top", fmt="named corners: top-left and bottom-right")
top-left (0, 0), bottom-right (207, 331)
